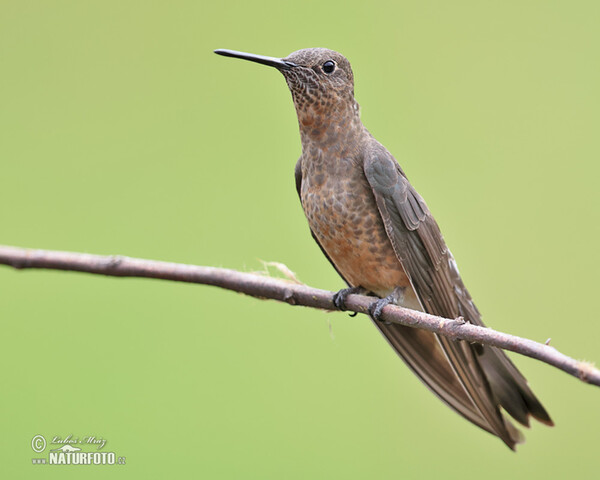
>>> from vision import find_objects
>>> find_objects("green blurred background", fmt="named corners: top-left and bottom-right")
top-left (1, 0), bottom-right (599, 478)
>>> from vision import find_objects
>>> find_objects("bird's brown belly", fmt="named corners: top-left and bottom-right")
top-left (302, 181), bottom-right (412, 297)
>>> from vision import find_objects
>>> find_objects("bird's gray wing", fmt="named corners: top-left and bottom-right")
top-left (363, 146), bottom-right (551, 448)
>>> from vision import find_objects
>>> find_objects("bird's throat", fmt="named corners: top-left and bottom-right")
top-left (293, 96), bottom-right (363, 150)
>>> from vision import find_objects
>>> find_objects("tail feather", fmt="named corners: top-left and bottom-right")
top-left (373, 318), bottom-right (551, 449)
top-left (479, 345), bottom-right (553, 427)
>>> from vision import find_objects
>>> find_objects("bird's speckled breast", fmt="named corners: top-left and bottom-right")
top-left (300, 148), bottom-right (411, 297)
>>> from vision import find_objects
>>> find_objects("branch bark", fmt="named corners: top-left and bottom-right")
top-left (1, 244), bottom-right (598, 387)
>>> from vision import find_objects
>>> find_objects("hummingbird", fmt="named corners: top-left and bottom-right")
top-left (214, 47), bottom-right (553, 449)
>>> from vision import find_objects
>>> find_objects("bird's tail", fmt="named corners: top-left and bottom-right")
top-left (477, 344), bottom-right (554, 428)
top-left (373, 320), bottom-right (552, 449)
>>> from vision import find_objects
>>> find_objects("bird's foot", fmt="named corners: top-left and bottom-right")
top-left (333, 286), bottom-right (368, 316)
top-left (369, 287), bottom-right (406, 322)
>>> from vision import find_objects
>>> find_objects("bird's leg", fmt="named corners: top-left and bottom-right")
top-left (333, 286), bottom-right (369, 313)
top-left (369, 287), bottom-right (406, 322)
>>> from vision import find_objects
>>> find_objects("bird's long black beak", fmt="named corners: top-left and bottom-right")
top-left (214, 49), bottom-right (297, 70)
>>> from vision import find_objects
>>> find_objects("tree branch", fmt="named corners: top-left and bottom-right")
top-left (1, 244), bottom-right (598, 387)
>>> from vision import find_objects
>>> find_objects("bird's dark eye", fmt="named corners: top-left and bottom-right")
top-left (322, 60), bottom-right (336, 74)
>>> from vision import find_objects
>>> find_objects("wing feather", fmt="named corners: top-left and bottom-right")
top-left (364, 146), bottom-right (551, 447)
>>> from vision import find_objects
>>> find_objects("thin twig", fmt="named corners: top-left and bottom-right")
top-left (0, 244), bottom-right (598, 387)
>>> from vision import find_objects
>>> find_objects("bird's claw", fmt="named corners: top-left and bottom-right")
top-left (368, 292), bottom-right (399, 322)
top-left (332, 286), bottom-right (366, 315)
top-left (369, 298), bottom-right (390, 321)
top-left (368, 287), bottom-right (406, 322)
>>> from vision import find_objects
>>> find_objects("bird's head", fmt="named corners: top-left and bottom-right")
top-left (215, 48), bottom-right (360, 138)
